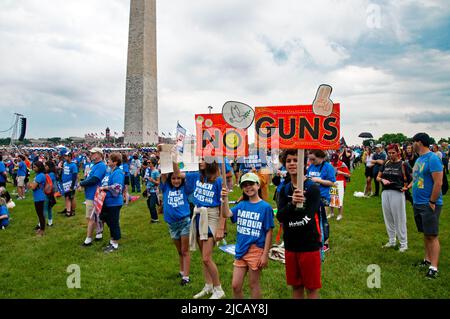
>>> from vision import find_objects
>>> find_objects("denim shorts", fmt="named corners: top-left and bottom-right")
top-left (168, 216), bottom-right (191, 240)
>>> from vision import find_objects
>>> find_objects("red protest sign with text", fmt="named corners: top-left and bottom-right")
top-left (254, 104), bottom-right (340, 150)
top-left (195, 113), bottom-right (249, 157)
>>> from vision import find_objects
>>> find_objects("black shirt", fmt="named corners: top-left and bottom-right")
top-left (379, 160), bottom-right (409, 192)
top-left (277, 181), bottom-right (322, 252)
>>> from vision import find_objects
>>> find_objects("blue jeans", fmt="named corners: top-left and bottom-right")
top-left (44, 196), bottom-right (53, 222)
top-left (147, 192), bottom-right (159, 221)
top-left (130, 174), bottom-right (141, 193)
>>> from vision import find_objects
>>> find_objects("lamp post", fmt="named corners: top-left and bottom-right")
top-left (208, 106), bottom-right (213, 114)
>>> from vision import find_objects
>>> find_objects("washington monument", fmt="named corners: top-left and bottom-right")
top-left (124, 0), bottom-right (158, 145)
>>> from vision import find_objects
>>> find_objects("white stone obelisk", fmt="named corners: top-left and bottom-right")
top-left (124, 0), bottom-right (158, 145)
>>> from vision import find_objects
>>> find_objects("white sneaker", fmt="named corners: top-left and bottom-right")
top-left (209, 287), bottom-right (225, 299)
top-left (326, 213), bottom-right (334, 219)
top-left (399, 246), bottom-right (408, 253)
top-left (193, 286), bottom-right (213, 299)
top-left (383, 242), bottom-right (396, 248)
top-left (336, 214), bottom-right (343, 221)
top-left (95, 233), bottom-right (103, 240)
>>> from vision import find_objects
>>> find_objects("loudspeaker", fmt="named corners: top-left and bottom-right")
top-left (18, 117), bottom-right (26, 141)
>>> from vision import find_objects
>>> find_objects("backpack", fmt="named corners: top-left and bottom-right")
top-left (44, 174), bottom-right (54, 195)
top-left (442, 172), bottom-right (448, 195)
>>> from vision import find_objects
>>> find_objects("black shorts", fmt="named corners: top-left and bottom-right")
top-left (64, 190), bottom-right (75, 199)
top-left (413, 204), bottom-right (442, 236)
top-left (124, 176), bottom-right (130, 185)
top-left (365, 166), bottom-right (373, 178)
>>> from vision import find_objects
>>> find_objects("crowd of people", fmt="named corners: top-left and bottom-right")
top-left (0, 132), bottom-right (448, 298)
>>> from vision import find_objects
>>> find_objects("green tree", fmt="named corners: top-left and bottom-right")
top-left (377, 133), bottom-right (408, 145)
top-left (48, 137), bottom-right (61, 144)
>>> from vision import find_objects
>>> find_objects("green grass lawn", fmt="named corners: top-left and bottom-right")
top-left (0, 165), bottom-right (449, 299)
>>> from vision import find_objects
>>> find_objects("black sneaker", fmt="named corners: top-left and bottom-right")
top-left (58, 209), bottom-right (67, 215)
top-left (180, 278), bottom-right (190, 286)
top-left (103, 244), bottom-right (118, 253)
top-left (425, 268), bottom-right (438, 279)
top-left (150, 219), bottom-right (160, 223)
top-left (414, 259), bottom-right (431, 268)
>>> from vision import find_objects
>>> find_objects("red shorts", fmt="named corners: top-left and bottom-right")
top-left (285, 250), bottom-right (322, 290)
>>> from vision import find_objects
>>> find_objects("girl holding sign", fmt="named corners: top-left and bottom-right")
top-left (221, 172), bottom-right (274, 299)
top-left (172, 156), bottom-right (226, 299)
top-left (160, 171), bottom-right (193, 286)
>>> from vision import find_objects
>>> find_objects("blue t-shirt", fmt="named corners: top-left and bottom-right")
top-left (17, 161), bottom-right (27, 177)
top-left (0, 205), bottom-right (9, 227)
top-left (33, 173), bottom-right (46, 202)
top-left (160, 181), bottom-right (192, 224)
top-left (230, 200), bottom-right (274, 259)
top-left (62, 161), bottom-right (78, 183)
top-left (145, 168), bottom-right (161, 193)
top-left (185, 172), bottom-right (223, 207)
top-left (307, 161), bottom-right (336, 201)
top-left (239, 154), bottom-right (263, 173)
top-left (84, 161), bottom-right (107, 200)
top-left (276, 166), bottom-right (287, 193)
top-left (120, 163), bottom-right (130, 177)
top-left (102, 167), bottom-right (125, 207)
top-left (0, 162), bottom-right (6, 183)
top-left (412, 152), bottom-right (443, 206)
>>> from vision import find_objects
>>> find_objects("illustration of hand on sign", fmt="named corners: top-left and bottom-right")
top-left (222, 101), bottom-right (255, 129)
top-left (312, 84), bottom-right (333, 117)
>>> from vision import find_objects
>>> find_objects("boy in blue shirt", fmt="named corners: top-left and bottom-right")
top-left (411, 133), bottom-right (444, 279)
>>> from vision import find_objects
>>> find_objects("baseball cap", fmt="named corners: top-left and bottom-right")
top-left (89, 147), bottom-right (103, 154)
top-left (412, 132), bottom-right (431, 147)
top-left (375, 144), bottom-right (383, 148)
top-left (60, 149), bottom-right (71, 156)
top-left (240, 173), bottom-right (260, 186)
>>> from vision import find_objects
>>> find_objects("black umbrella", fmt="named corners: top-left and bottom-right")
top-left (358, 132), bottom-right (373, 138)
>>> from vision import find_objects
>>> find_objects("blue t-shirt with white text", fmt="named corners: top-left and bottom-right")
top-left (84, 161), bottom-right (107, 200)
top-left (102, 167), bottom-right (125, 207)
top-left (230, 200), bottom-right (274, 259)
top-left (185, 172), bottom-right (223, 207)
top-left (161, 181), bottom-right (192, 224)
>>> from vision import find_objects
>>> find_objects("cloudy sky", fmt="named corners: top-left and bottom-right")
top-left (0, 0), bottom-right (449, 145)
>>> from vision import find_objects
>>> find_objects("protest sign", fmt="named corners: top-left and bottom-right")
top-left (222, 101), bottom-right (255, 129)
top-left (195, 113), bottom-right (248, 157)
top-left (254, 104), bottom-right (340, 150)
top-left (330, 180), bottom-right (345, 208)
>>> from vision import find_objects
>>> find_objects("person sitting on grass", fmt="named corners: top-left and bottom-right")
top-left (221, 172), bottom-right (274, 299)
top-left (0, 197), bottom-right (10, 230)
